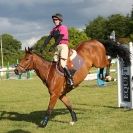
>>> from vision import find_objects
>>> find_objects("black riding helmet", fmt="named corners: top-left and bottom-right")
top-left (52, 13), bottom-right (63, 22)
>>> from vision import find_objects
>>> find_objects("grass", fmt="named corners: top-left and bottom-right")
top-left (0, 76), bottom-right (133, 133)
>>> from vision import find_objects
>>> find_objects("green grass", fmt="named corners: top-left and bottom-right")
top-left (0, 77), bottom-right (133, 133)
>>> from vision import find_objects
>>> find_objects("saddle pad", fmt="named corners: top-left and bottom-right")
top-left (70, 50), bottom-right (84, 70)
top-left (56, 50), bottom-right (84, 75)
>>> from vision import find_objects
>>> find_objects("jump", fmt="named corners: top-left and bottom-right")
top-left (14, 39), bottom-right (131, 127)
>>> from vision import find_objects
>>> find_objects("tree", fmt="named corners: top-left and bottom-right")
top-left (69, 27), bottom-right (89, 48)
top-left (106, 14), bottom-right (129, 38)
top-left (128, 6), bottom-right (133, 41)
top-left (0, 34), bottom-right (22, 66)
top-left (85, 16), bottom-right (107, 40)
top-left (85, 14), bottom-right (130, 42)
top-left (131, 5), bottom-right (133, 20)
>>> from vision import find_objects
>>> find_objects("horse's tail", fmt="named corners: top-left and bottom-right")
top-left (100, 40), bottom-right (131, 66)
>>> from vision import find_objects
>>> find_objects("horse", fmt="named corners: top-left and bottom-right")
top-left (14, 39), bottom-right (131, 127)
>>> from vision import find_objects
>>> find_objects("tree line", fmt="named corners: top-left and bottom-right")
top-left (0, 7), bottom-right (133, 65)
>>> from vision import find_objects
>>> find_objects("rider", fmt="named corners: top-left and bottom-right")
top-left (40, 13), bottom-right (74, 87)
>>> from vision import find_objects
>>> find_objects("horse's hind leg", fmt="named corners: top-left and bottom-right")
top-left (99, 68), bottom-right (105, 80)
top-left (105, 59), bottom-right (112, 77)
top-left (59, 94), bottom-right (77, 124)
top-left (99, 58), bottom-right (110, 80)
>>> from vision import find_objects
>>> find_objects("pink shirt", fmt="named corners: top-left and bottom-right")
top-left (50, 25), bottom-right (69, 45)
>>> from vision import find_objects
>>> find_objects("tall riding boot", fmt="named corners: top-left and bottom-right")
top-left (63, 67), bottom-right (74, 87)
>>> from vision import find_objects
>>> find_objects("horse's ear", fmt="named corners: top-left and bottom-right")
top-left (28, 47), bottom-right (30, 52)
top-left (25, 47), bottom-right (28, 53)
top-left (28, 47), bottom-right (32, 53)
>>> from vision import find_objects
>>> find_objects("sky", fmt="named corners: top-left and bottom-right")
top-left (0, 0), bottom-right (132, 49)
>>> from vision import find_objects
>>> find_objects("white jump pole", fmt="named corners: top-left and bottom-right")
top-left (117, 42), bottom-right (133, 109)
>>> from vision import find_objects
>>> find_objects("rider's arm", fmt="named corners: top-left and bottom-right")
top-left (40, 35), bottom-right (52, 53)
top-left (44, 35), bottom-right (52, 46)
top-left (48, 34), bottom-right (64, 52)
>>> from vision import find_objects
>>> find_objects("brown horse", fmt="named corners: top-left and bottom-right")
top-left (14, 39), bottom-right (130, 127)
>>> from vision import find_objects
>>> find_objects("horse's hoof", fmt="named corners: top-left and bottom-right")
top-left (71, 111), bottom-right (77, 122)
top-left (70, 121), bottom-right (75, 125)
top-left (38, 120), bottom-right (48, 128)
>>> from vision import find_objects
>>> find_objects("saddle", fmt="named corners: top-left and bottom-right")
top-left (56, 49), bottom-right (84, 76)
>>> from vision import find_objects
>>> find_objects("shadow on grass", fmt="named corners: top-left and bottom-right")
top-left (75, 102), bottom-right (119, 109)
top-left (75, 103), bottom-right (133, 111)
top-left (103, 105), bottom-right (133, 111)
top-left (80, 80), bottom-right (116, 88)
top-left (0, 108), bottom-right (86, 126)
top-left (7, 129), bottom-right (31, 133)
top-left (94, 105), bottom-right (132, 111)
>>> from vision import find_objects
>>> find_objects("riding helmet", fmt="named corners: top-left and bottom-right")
top-left (52, 13), bottom-right (63, 22)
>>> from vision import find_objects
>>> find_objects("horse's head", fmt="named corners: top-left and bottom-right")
top-left (14, 47), bottom-right (34, 75)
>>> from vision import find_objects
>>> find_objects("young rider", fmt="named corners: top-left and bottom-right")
top-left (40, 13), bottom-right (74, 87)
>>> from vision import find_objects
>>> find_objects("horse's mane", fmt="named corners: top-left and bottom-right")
top-left (33, 52), bottom-right (52, 62)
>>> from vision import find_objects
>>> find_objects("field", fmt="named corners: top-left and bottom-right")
top-left (0, 75), bottom-right (133, 133)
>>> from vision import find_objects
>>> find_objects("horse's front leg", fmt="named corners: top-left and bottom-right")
top-left (39, 93), bottom-right (59, 127)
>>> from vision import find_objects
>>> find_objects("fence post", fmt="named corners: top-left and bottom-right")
top-left (6, 62), bottom-right (9, 79)
top-left (117, 42), bottom-right (133, 109)
top-left (17, 59), bottom-right (21, 79)
top-left (27, 71), bottom-right (31, 79)
top-left (0, 69), bottom-right (2, 80)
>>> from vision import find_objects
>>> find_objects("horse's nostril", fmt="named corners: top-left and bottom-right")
top-left (15, 64), bottom-right (18, 67)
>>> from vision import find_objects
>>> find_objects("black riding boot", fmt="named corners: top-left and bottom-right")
top-left (64, 67), bottom-right (74, 87)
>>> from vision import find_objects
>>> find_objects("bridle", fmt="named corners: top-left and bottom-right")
top-left (16, 64), bottom-right (30, 73)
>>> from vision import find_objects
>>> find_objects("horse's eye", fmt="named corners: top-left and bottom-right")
top-left (26, 58), bottom-right (29, 61)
